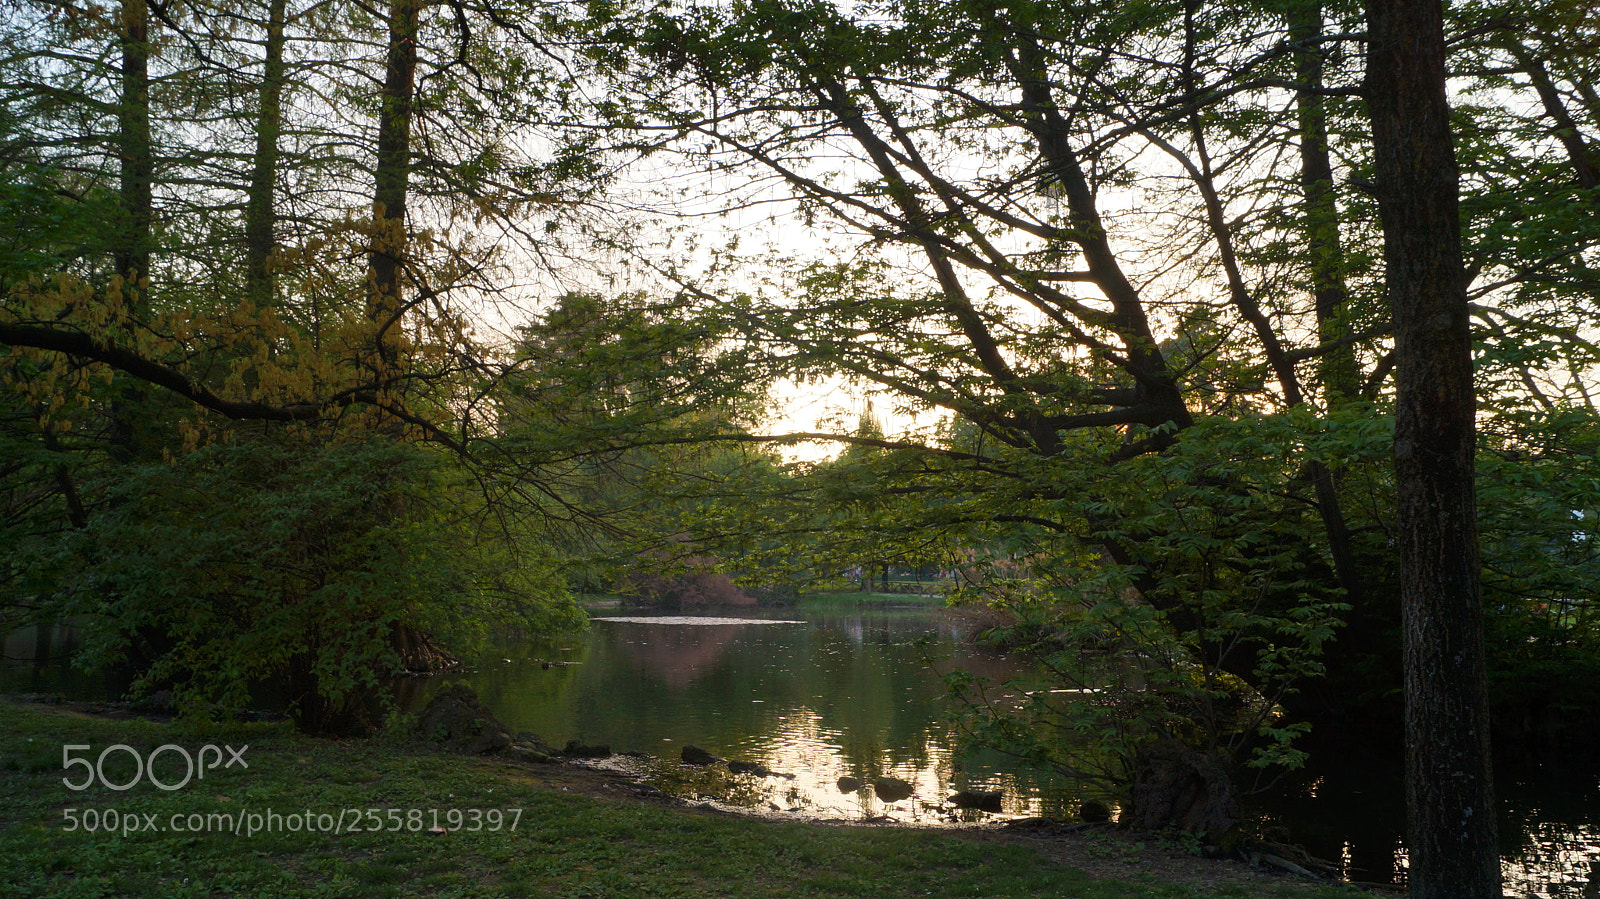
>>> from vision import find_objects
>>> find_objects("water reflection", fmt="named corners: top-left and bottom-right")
top-left (1499, 769), bottom-right (1600, 898)
top-left (8, 605), bottom-right (1598, 892)
top-left (425, 604), bottom-right (1076, 823)
top-left (1256, 740), bottom-right (1600, 896)
top-left (437, 604), bottom-right (1600, 892)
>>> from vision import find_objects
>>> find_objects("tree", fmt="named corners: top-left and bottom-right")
top-left (533, 0), bottom-right (1600, 845)
top-left (0, 0), bottom-right (600, 730)
top-left (543, 0), bottom-right (1388, 838)
top-left (1365, 0), bottom-right (1499, 894)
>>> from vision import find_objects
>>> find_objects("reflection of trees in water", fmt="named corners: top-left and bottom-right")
top-left (409, 610), bottom-right (1136, 823)
top-left (611, 623), bottom-right (748, 687)
top-left (1252, 743), bottom-right (1600, 893)
top-left (559, 614), bottom-right (966, 771)
top-left (408, 636), bottom-right (591, 739)
top-left (1249, 744), bottom-right (1406, 885)
top-left (400, 612), bottom-right (1600, 864)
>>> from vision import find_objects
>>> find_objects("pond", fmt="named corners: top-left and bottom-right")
top-left (412, 598), bottom-right (1088, 825)
top-left (414, 598), bottom-right (1600, 896)
top-left (8, 600), bottom-right (1600, 895)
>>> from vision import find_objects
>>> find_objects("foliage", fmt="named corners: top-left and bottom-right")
top-left (514, 0), bottom-right (1600, 848)
top-left (20, 435), bottom-right (580, 732)
top-left (617, 548), bottom-right (758, 609)
top-left (0, 0), bottom-right (1595, 866)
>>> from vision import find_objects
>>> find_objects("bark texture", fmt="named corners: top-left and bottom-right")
top-left (368, 0), bottom-right (420, 354)
top-left (116, 0), bottom-right (153, 285)
top-left (1364, 0), bottom-right (1501, 896)
top-left (245, 0), bottom-right (289, 309)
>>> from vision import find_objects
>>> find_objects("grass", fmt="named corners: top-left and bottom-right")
top-left (797, 591), bottom-right (950, 608)
top-left (0, 700), bottom-right (1363, 899)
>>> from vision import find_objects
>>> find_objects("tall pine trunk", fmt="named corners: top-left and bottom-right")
top-left (1364, 0), bottom-right (1501, 895)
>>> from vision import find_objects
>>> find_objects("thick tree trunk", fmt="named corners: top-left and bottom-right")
top-left (1129, 739), bottom-right (1241, 848)
top-left (1364, 1), bottom-right (1501, 896)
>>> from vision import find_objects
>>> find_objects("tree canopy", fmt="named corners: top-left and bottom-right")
top-left (4, 0), bottom-right (1599, 888)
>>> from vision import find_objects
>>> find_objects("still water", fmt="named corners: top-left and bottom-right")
top-left (7, 602), bottom-right (1599, 894)
top-left (421, 601), bottom-right (1083, 824)
top-left (424, 600), bottom-right (1600, 897)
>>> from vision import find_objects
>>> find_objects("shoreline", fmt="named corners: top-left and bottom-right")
top-left (1, 697), bottom-right (1366, 898)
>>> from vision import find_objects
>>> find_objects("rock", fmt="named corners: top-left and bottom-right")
top-left (950, 790), bottom-right (1003, 813)
top-left (503, 741), bottom-right (560, 763)
top-left (728, 759), bottom-right (784, 777)
top-left (1079, 799), bottom-right (1112, 823)
top-left (873, 777), bottom-right (914, 802)
top-left (681, 744), bottom-right (721, 765)
top-left (1001, 817), bottom-right (1058, 831)
top-left (17, 693), bottom-right (63, 704)
top-left (562, 740), bottom-right (612, 759)
top-left (131, 690), bottom-right (176, 714)
top-left (512, 729), bottom-right (569, 755)
top-left (414, 685), bottom-right (512, 754)
top-left (836, 776), bottom-right (863, 793)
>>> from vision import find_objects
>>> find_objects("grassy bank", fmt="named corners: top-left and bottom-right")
top-left (0, 700), bottom-right (1359, 899)
top-left (796, 591), bottom-right (949, 609)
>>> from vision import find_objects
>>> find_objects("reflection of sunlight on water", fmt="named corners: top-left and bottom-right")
top-left (710, 707), bottom-right (1061, 824)
top-left (1377, 796), bottom-right (1600, 895)
top-left (1259, 817), bottom-right (1600, 896)
top-left (1257, 742), bottom-right (1600, 896)
top-left (444, 607), bottom-right (1100, 828)
top-left (438, 607), bottom-right (1600, 893)
top-left (1500, 823), bottom-right (1600, 897)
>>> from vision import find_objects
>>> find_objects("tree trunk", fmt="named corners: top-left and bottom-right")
top-left (245, 0), bottom-right (289, 310)
top-left (1129, 738), bottom-right (1241, 848)
top-left (116, 0), bottom-right (153, 285)
top-left (368, 0), bottom-right (419, 359)
top-left (1287, 3), bottom-right (1380, 719)
top-left (1291, 4), bottom-right (1360, 404)
top-left (111, 0), bottom-right (154, 462)
top-left (1364, 1), bottom-right (1501, 896)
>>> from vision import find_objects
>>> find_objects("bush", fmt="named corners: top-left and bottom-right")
top-left (38, 434), bottom-right (583, 734)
